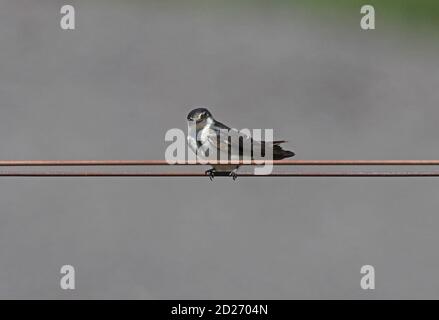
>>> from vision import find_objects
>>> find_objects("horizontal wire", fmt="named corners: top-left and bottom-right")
top-left (1, 172), bottom-right (439, 177)
top-left (1, 160), bottom-right (439, 177)
top-left (0, 160), bottom-right (439, 166)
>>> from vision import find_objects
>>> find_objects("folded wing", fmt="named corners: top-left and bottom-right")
top-left (206, 128), bottom-right (295, 160)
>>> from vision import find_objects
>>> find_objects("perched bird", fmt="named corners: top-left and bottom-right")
top-left (187, 107), bottom-right (295, 180)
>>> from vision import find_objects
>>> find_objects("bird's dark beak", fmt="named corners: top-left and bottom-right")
top-left (187, 115), bottom-right (193, 121)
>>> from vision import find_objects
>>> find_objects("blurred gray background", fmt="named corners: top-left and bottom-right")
top-left (0, 0), bottom-right (439, 299)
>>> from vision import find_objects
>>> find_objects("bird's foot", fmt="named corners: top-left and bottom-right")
top-left (205, 168), bottom-right (216, 181)
top-left (229, 169), bottom-right (238, 181)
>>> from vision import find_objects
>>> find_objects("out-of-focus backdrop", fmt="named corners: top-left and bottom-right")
top-left (0, 0), bottom-right (438, 299)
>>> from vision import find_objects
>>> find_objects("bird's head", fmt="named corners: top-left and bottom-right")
top-left (187, 107), bottom-right (213, 122)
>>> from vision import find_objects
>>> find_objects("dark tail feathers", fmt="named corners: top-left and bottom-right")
top-left (273, 143), bottom-right (295, 160)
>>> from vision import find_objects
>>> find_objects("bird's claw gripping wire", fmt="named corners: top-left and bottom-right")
top-left (229, 169), bottom-right (238, 181)
top-left (205, 168), bottom-right (216, 181)
top-left (205, 168), bottom-right (238, 181)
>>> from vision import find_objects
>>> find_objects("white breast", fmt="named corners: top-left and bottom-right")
top-left (187, 120), bottom-right (215, 160)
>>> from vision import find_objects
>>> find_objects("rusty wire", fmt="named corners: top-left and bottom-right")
top-left (0, 171), bottom-right (438, 177)
top-left (0, 159), bottom-right (438, 177)
top-left (0, 160), bottom-right (439, 166)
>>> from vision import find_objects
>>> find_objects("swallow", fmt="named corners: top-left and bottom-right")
top-left (187, 107), bottom-right (295, 180)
